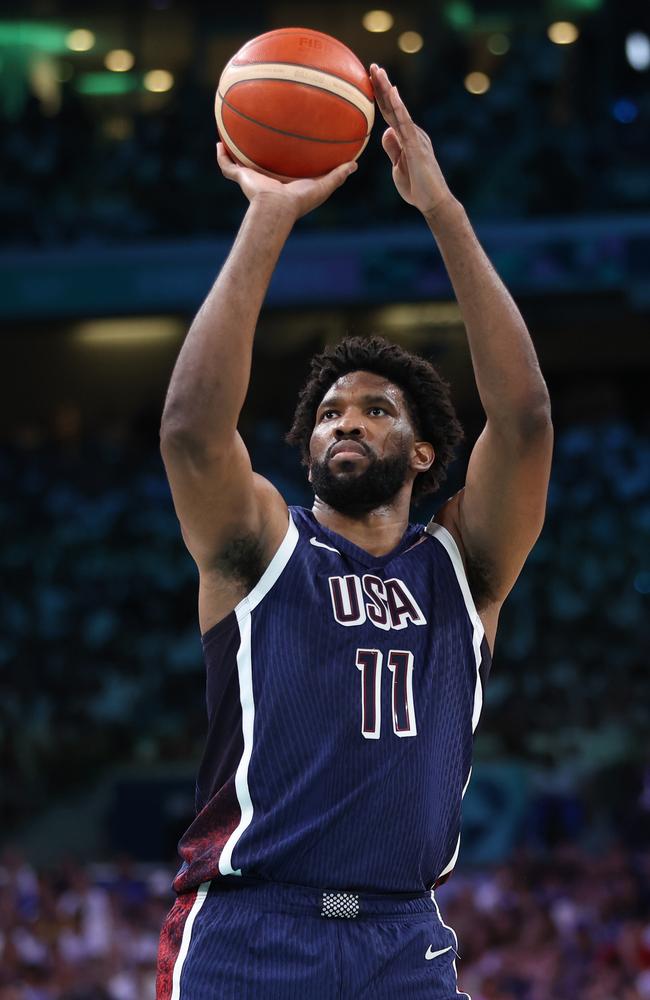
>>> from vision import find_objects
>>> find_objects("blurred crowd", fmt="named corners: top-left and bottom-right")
top-left (1, 843), bottom-right (650, 999)
top-left (2, 408), bottom-right (205, 833)
top-left (1, 403), bottom-right (649, 838)
top-left (2, 16), bottom-right (648, 248)
top-left (0, 848), bottom-right (165, 1000)
top-left (444, 843), bottom-right (650, 1000)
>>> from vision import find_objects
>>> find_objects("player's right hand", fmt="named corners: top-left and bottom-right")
top-left (370, 65), bottom-right (454, 221)
top-left (216, 142), bottom-right (357, 220)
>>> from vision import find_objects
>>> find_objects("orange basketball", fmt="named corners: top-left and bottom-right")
top-left (215, 28), bottom-right (375, 180)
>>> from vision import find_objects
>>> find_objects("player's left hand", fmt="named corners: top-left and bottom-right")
top-left (216, 142), bottom-right (357, 221)
top-left (370, 64), bottom-right (455, 219)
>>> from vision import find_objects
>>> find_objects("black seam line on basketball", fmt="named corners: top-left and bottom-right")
top-left (239, 32), bottom-right (361, 62)
top-left (220, 93), bottom-right (372, 143)
top-left (221, 80), bottom-right (370, 123)
top-left (230, 60), bottom-right (373, 103)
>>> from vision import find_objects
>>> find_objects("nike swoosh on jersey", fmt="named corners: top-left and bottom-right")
top-left (425, 944), bottom-right (453, 961)
top-left (309, 537), bottom-right (341, 554)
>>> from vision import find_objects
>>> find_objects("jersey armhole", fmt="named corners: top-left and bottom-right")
top-left (234, 510), bottom-right (299, 622)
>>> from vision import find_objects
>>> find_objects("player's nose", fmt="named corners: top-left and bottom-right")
top-left (334, 421), bottom-right (364, 438)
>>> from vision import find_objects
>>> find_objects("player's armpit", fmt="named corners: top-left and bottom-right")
top-left (439, 413), bottom-right (553, 608)
top-left (160, 428), bottom-right (288, 575)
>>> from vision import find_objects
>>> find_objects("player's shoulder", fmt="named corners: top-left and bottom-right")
top-left (429, 490), bottom-right (464, 554)
top-left (431, 489), bottom-right (501, 616)
top-left (252, 473), bottom-right (290, 544)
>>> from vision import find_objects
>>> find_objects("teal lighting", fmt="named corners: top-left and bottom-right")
top-left (75, 72), bottom-right (138, 96)
top-left (0, 22), bottom-right (68, 53)
top-left (444, 2), bottom-right (475, 31)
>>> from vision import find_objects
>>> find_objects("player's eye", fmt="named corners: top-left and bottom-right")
top-left (321, 410), bottom-right (337, 420)
top-left (369, 407), bottom-right (386, 416)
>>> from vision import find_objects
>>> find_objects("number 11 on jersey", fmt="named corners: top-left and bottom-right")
top-left (355, 648), bottom-right (417, 739)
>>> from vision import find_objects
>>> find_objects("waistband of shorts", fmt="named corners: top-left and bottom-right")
top-left (203, 876), bottom-right (437, 918)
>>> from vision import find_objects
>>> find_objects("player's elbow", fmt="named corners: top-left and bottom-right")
top-left (523, 392), bottom-right (552, 438)
top-left (510, 382), bottom-right (552, 440)
top-left (160, 415), bottom-right (196, 454)
top-left (160, 401), bottom-right (211, 451)
top-left (492, 390), bottom-right (552, 449)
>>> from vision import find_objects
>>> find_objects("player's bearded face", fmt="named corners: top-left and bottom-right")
top-left (309, 442), bottom-right (410, 515)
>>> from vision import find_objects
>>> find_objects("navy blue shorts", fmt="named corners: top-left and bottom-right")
top-left (156, 878), bottom-right (468, 999)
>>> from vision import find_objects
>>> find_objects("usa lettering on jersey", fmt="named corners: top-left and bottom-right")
top-left (328, 574), bottom-right (427, 630)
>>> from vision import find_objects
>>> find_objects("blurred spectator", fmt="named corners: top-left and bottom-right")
top-left (0, 850), bottom-right (165, 999)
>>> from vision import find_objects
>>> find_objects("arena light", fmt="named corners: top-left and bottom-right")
top-left (464, 71), bottom-right (490, 94)
top-left (398, 31), bottom-right (423, 54)
top-left (612, 98), bottom-right (638, 124)
top-left (444, 1), bottom-right (474, 31)
top-left (66, 28), bottom-right (95, 52)
top-left (30, 57), bottom-right (61, 116)
top-left (74, 317), bottom-right (184, 346)
top-left (547, 22), bottom-right (579, 45)
top-left (143, 69), bottom-right (174, 92)
top-left (378, 302), bottom-right (462, 329)
top-left (75, 72), bottom-right (138, 96)
top-left (105, 49), bottom-right (135, 72)
top-left (0, 22), bottom-right (68, 52)
top-left (625, 32), bottom-right (650, 71)
top-left (362, 11), bottom-right (394, 33)
top-left (487, 33), bottom-right (510, 55)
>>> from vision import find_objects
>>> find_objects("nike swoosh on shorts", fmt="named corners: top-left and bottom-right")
top-left (425, 944), bottom-right (453, 961)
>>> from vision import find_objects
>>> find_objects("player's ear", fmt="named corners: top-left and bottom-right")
top-left (412, 441), bottom-right (434, 473)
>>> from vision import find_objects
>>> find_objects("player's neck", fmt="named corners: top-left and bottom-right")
top-left (311, 496), bottom-right (411, 557)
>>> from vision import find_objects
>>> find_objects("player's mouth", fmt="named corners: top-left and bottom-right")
top-left (329, 440), bottom-right (369, 460)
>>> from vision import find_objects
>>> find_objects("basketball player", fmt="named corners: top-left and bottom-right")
top-left (156, 65), bottom-right (552, 999)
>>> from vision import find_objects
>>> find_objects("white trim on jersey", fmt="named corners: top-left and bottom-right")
top-left (219, 512), bottom-right (299, 877)
top-left (436, 767), bottom-right (473, 883)
top-left (171, 880), bottom-right (211, 1000)
top-left (424, 521), bottom-right (484, 732)
top-left (236, 510), bottom-right (300, 617)
top-left (425, 520), bottom-right (485, 890)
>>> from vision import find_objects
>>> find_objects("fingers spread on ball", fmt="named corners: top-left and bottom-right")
top-left (216, 142), bottom-right (239, 178)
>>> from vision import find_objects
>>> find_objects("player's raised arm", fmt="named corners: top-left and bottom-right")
top-left (160, 147), bottom-right (357, 582)
top-left (371, 64), bottom-right (553, 615)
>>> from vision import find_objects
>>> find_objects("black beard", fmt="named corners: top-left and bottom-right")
top-left (309, 449), bottom-right (410, 515)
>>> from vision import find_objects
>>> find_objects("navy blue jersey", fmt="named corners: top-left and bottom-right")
top-left (173, 505), bottom-right (490, 896)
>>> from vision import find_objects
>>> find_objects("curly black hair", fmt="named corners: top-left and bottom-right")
top-left (286, 335), bottom-right (464, 502)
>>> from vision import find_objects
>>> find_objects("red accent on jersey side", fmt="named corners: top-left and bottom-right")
top-left (173, 775), bottom-right (241, 893)
top-left (156, 887), bottom-right (198, 1000)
